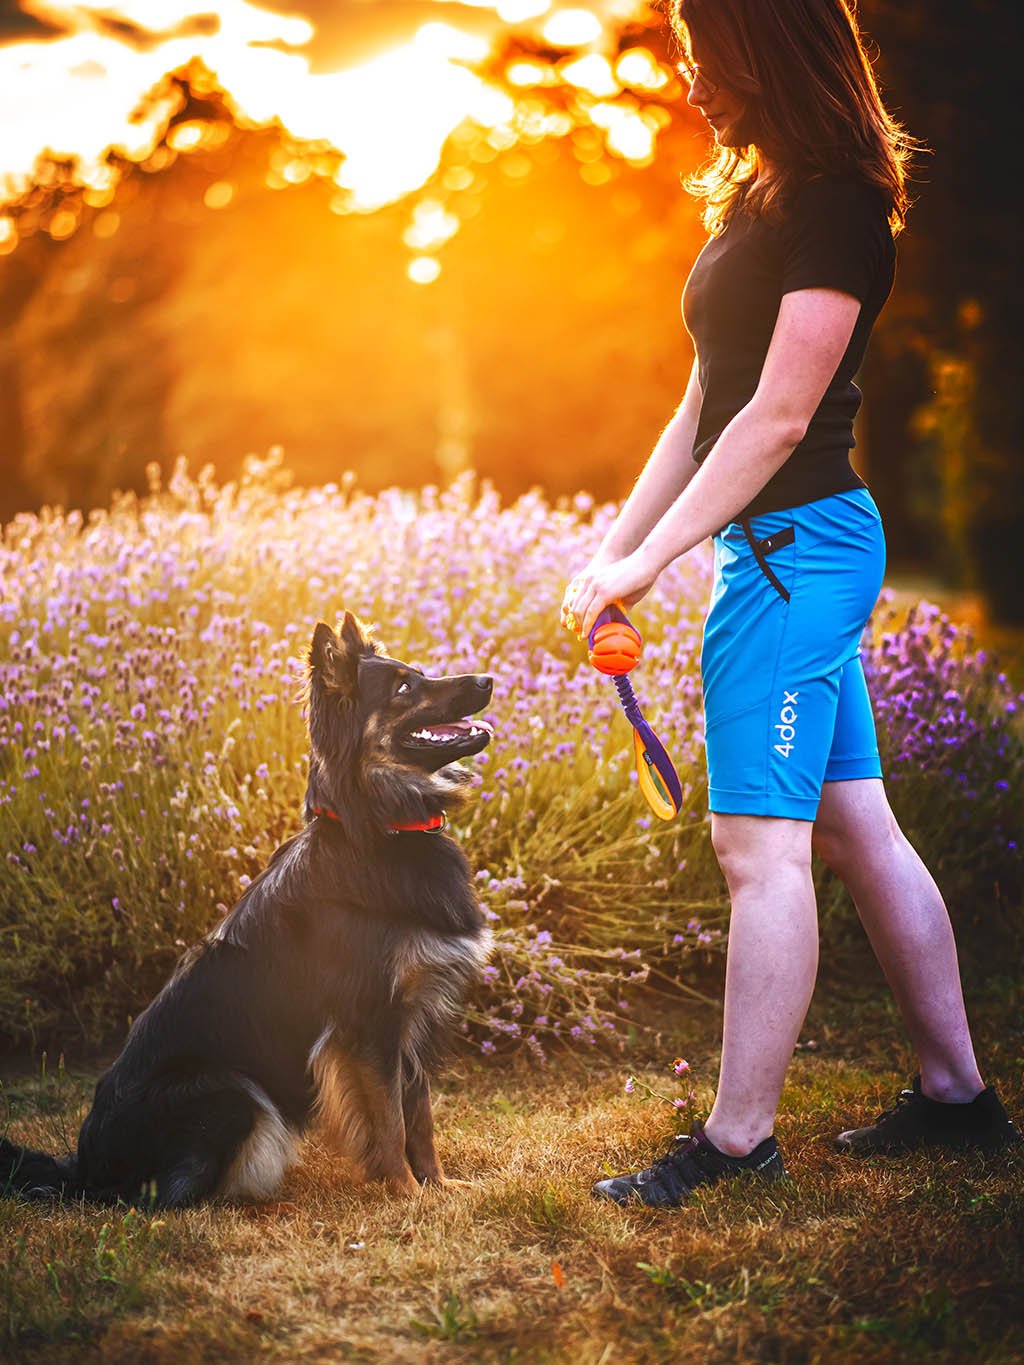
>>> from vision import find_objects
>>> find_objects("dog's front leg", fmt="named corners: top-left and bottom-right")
top-left (312, 1042), bottom-right (418, 1195)
top-left (402, 1070), bottom-right (444, 1184)
top-left (361, 1064), bottom-right (419, 1195)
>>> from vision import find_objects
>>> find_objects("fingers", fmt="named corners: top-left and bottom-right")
top-left (579, 591), bottom-right (605, 641)
top-left (561, 572), bottom-right (589, 638)
top-left (562, 571), bottom-right (613, 641)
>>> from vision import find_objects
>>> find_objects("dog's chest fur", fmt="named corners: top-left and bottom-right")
top-left (391, 926), bottom-right (493, 1065)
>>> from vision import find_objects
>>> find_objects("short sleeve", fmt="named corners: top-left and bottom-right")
top-left (781, 175), bottom-right (891, 303)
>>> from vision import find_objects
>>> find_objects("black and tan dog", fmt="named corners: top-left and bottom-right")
top-left (0, 613), bottom-right (494, 1206)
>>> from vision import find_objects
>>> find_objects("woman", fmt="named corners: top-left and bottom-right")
top-left (562, 0), bottom-right (1020, 1208)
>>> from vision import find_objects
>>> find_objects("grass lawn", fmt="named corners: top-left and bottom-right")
top-left (2, 971), bottom-right (1022, 1364)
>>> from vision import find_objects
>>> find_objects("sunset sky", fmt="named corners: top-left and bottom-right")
top-left (0, 0), bottom-right (670, 211)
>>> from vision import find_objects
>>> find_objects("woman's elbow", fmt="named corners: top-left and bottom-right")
top-left (779, 416), bottom-right (810, 451)
top-left (751, 404), bottom-right (809, 458)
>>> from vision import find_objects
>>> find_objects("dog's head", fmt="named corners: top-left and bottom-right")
top-left (304, 613), bottom-right (493, 832)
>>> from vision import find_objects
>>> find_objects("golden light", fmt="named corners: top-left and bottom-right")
top-left (48, 207), bottom-right (78, 238)
top-left (506, 59), bottom-right (559, 87)
top-left (414, 22), bottom-right (490, 62)
top-left (167, 119), bottom-right (232, 153)
top-left (0, 0), bottom-right (677, 232)
top-left (589, 101), bottom-right (658, 164)
top-left (83, 181), bottom-right (117, 207)
top-left (560, 54), bottom-right (619, 97)
top-left (514, 106), bottom-right (574, 140)
top-left (92, 209), bottom-right (120, 237)
top-left (497, 0), bottom-right (552, 20)
top-left (500, 152), bottom-right (532, 179)
top-left (403, 199), bottom-right (460, 251)
top-left (408, 256), bottom-right (442, 284)
top-left (203, 180), bottom-right (234, 209)
top-left (540, 8), bottom-right (604, 48)
top-left (255, 28), bottom-right (513, 213)
top-left (615, 47), bottom-right (672, 91)
top-left (166, 122), bottom-right (204, 152)
top-left (579, 161), bottom-right (612, 185)
top-left (0, 216), bottom-right (17, 255)
top-left (442, 166), bottom-right (475, 191)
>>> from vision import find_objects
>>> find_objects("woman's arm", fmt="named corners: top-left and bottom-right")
top-left (593, 356), bottom-right (704, 563)
top-left (560, 358), bottom-right (702, 628)
top-left (568, 287), bottom-right (863, 635)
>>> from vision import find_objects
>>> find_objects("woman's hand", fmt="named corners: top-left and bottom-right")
top-left (561, 548), bottom-right (661, 640)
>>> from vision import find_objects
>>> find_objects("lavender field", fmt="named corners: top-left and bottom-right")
top-left (1, 455), bottom-right (1021, 1053)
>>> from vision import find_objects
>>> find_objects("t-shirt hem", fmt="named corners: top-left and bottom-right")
top-left (737, 466), bottom-right (867, 521)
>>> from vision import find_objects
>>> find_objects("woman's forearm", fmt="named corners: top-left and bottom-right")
top-left (596, 359), bottom-right (704, 562)
top-left (637, 398), bottom-right (805, 574)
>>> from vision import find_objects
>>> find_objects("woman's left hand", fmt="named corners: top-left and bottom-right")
top-left (563, 549), bottom-right (661, 640)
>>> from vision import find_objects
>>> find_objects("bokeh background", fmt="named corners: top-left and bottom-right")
top-left (1, 0), bottom-right (1021, 619)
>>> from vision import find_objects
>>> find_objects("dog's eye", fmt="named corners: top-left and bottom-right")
top-left (395, 679), bottom-right (411, 696)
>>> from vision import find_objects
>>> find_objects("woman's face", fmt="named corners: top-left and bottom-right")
top-left (686, 74), bottom-right (748, 146)
top-left (683, 44), bottom-right (749, 147)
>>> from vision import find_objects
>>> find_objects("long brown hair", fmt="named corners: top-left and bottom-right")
top-left (670, 0), bottom-right (924, 236)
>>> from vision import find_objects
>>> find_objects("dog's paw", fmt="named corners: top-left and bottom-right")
top-left (383, 1173), bottom-right (422, 1197)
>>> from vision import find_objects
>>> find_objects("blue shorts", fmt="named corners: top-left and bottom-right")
top-left (700, 487), bottom-right (886, 821)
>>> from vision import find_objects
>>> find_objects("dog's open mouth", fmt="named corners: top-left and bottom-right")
top-left (402, 717), bottom-right (493, 759)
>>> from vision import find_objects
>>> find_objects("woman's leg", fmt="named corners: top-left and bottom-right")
top-left (812, 777), bottom-right (984, 1102)
top-left (701, 812), bottom-right (818, 1156)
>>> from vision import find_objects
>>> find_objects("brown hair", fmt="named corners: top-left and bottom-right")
top-left (670, 0), bottom-right (924, 236)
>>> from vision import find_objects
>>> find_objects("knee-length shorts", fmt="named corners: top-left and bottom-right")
top-left (701, 487), bottom-right (886, 821)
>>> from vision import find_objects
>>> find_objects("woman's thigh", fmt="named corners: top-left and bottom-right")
top-left (701, 489), bottom-right (886, 822)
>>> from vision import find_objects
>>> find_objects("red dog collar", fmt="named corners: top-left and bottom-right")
top-left (311, 805), bottom-right (446, 834)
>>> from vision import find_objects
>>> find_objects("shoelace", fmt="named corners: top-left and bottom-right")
top-left (874, 1088), bottom-right (916, 1125)
top-left (647, 1132), bottom-right (703, 1181)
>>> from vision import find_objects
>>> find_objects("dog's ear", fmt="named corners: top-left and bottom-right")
top-left (310, 618), bottom-right (362, 694)
top-left (338, 610), bottom-right (370, 659)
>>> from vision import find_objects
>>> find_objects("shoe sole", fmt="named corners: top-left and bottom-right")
top-left (835, 1132), bottom-right (1024, 1156)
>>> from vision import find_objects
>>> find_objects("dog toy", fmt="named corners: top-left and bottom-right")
top-left (584, 602), bottom-right (683, 821)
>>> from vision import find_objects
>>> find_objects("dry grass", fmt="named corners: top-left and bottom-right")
top-left (2, 979), bottom-right (1022, 1364)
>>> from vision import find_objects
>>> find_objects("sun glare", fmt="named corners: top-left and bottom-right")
top-left (540, 9), bottom-right (604, 48)
top-left (0, 0), bottom-right (677, 243)
top-left (408, 255), bottom-right (442, 284)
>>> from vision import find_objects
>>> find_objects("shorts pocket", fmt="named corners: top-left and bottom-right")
top-left (740, 519), bottom-right (794, 603)
top-left (755, 525), bottom-right (795, 557)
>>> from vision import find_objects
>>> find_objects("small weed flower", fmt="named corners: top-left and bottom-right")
top-left (672, 1058), bottom-right (690, 1076)
top-left (624, 1076), bottom-right (636, 1094)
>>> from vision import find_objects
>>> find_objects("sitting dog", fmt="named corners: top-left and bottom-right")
top-left (0, 613), bottom-right (494, 1207)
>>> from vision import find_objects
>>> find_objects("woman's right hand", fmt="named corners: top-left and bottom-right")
top-left (560, 553), bottom-right (609, 636)
top-left (562, 548), bottom-right (660, 641)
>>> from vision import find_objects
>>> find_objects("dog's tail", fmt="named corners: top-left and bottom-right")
top-left (0, 1137), bottom-right (83, 1201)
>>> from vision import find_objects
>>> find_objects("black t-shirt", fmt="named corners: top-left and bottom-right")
top-left (681, 173), bottom-right (896, 520)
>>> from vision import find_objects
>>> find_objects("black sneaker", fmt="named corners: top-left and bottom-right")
top-left (591, 1120), bottom-right (787, 1209)
top-left (835, 1076), bottom-right (1024, 1156)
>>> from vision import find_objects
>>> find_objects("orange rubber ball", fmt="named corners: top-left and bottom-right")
top-left (588, 620), bottom-right (641, 676)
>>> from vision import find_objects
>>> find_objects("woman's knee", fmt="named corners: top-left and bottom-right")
top-left (812, 782), bottom-right (902, 879)
top-left (711, 814), bottom-right (813, 892)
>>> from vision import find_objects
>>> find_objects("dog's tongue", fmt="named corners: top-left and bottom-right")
top-left (411, 718), bottom-right (494, 744)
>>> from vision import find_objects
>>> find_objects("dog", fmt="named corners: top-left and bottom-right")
top-left (0, 612), bottom-right (494, 1207)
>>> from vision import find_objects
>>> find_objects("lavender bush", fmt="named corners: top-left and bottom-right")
top-left (861, 598), bottom-right (1023, 918)
top-left (0, 455), bottom-right (1020, 1050)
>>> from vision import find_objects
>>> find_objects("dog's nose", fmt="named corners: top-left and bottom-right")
top-left (473, 675), bottom-right (493, 700)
